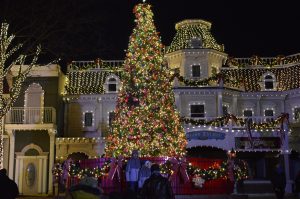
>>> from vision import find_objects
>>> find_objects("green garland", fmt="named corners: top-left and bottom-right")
top-left (170, 72), bottom-right (239, 87)
top-left (181, 113), bottom-right (288, 131)
top-left (60, 158), bottom-right (248, 182)
top-left (226, 54), bottom-right (300, 68)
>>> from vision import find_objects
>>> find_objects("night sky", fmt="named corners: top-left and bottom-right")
top-left (1, 0), bottom-right (300, 69)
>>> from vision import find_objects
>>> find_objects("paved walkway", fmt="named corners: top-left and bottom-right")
top-left (16, 194), bottom-right (300, 199)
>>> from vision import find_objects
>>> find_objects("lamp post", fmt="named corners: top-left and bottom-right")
top-left (228, 148), bottom-right (236, 159)
top-left (227, 148), bottom-right (237, 193)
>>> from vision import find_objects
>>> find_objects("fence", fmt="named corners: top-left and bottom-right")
top-left (5, 107), bottom-right (56, 124)
top-left (66, 157), bottom-right (234, 195)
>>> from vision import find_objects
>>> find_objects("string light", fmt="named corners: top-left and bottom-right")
top-left (104, 3), bottom-right (187, 158)
top-left (53, 158), bottom-right (248, 182)
top-left (167, 19), bottom-right (224, 53)
top-left (0, 23), bottom-right (41, 168)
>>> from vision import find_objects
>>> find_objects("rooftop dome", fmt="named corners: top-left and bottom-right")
top-left (167, 19), bottom-right (224, 53)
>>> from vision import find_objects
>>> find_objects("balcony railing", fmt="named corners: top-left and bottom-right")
top-left (68, 60), bottom-right (124, 71)
top-left (5, 107), bottom-right (56, 124)
top-left (183, 116), bottom-right (278, 128)
top-left (225, 53), bottom-right (300, 68)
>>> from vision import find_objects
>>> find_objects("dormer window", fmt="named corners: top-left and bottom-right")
top-left (192, 65), bottom-right (201, 78)
top-left (108, 78), bottom-right (117, 92)
top-left (264, 75), bottom-right (274, 89)
top-left (105, 75), bottom-right (120, 93)
top-left (261, 73), bottom-right (276, 91)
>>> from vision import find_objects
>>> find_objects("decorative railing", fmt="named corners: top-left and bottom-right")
top-left (68, 60), bottom-right (124, 71)
top-left (5, 107), bottom-right (56, 124)
top-left (224, 53), bottom-right (300, 68)
top-left (183, 116), bottom-right (278, 128)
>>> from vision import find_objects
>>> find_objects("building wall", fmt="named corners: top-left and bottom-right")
top-left (15, 130), bottom-right (50, 152)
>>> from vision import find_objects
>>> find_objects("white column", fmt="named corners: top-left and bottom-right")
top-left (8, 130), bottom-right (15, 179)
top-left (284, 153), bottom-right (292, 193)
top-left (3, 135), bottom-right (9, 170)
top-left (174, 92), bottom-right (181, 113)
top-left (283, 127), bottom-right (292, 193)
top-left (19, 158), bottom-right (23, 194)
top-left (15, 158), bottom-right (20, 186)
top-left (38, 158), bottom-right (42, 193)
top-left (256, 96), bottom-right (261, 117)
top-left (64, 101), bottom-right (69, 136)
top-left (42, 158), bottom-right (47, 194)
top-left (281, 100), bottom-right (285, 113)
top-left (232, 95), bottom-right (237, 115)
top-left (48, 129), bottom-right (56, 194)
top-left (217, 91), bottom-right (223, 117)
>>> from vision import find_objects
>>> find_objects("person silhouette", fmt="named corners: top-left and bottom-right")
top-left (0, 168), bottom-right (19, 199)
top-left (271, 163), bottom-right (286, 199)
top-left (125, 150), bottom-right (141, 193)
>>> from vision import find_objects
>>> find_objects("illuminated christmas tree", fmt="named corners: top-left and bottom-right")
top-left (104, 3), bottom-right (187, 157)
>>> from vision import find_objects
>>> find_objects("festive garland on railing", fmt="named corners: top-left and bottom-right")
top-left (69, 59), bottom-right (124, 71)
top-left (225, 54), bottom-right (300, 68)
top-left (68, 61), bottom-right (241, 89)
top-left (52, 158), bottom-right (248, 183)
top-left (170, 72), bottom-right (239, 87)
top-left (181, 113), bottom-right (289, 131)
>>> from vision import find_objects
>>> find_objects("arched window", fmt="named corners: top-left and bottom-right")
top-left (262, 73), bottom-right (276, 90)
top-left (264, 75), bottom-right (274, 89)
top-left (105, 75), bottom-right (120, 93)
top-left (108, 78), bottom-right (117, 92)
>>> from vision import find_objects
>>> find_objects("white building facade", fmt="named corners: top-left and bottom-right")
top-left (3, 19), bottom-right (300, 195)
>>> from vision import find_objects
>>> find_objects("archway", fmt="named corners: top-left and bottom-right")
top-left (15, 143), bottom-right (48, 195)
top-left (67, 152), bottom-right (89, 161)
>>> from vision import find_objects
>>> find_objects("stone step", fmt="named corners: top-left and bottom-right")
top-left (231, 193), bottom-right (298, 199)
top-left (237, 180), bottom-right (273, 194)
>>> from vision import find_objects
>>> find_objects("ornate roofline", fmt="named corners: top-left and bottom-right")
top-left (175, 19), bottom-right (211, 30)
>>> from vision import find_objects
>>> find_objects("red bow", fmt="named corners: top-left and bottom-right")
top-left (108, 156), bottom-right (124, 181)
top-left (169, 157), bottom-right (189, 184)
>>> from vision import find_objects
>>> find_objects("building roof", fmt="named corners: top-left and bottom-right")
top-left (65, 60), bottom-right (123, 95)
top-left (221, 64), bottom-right (300, 92)
top-left (65, 55), bottom-right (300, 95)
top-left (166, 19), bottom-right (224, 53)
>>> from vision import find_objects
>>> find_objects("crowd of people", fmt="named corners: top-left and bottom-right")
top-left (1, 150), bottom-right (300, 199)
top-left (66, 149), bottom-right (174, 199)
top-left (123, 150), bottom-right (174, 199)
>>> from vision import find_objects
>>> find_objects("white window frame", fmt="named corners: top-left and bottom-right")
top-left (82, 111), bottom-right (94, 128)
top-left (189, 101), bottom-right (205, 118)
top-left (190, 64), bottom-right (201, 78)
top-left (262, 72), bottom-right (276, 91)
top-left (222, 103), bottom-right (230, 116)
top-left (263, 108), bottom-right (275, 122)
top-left (292, 106), bottom-right (300, 121)
top-left (107, 111), bottom-right (115, 127)
top-left (105, 74), bottom-right (120, 93)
